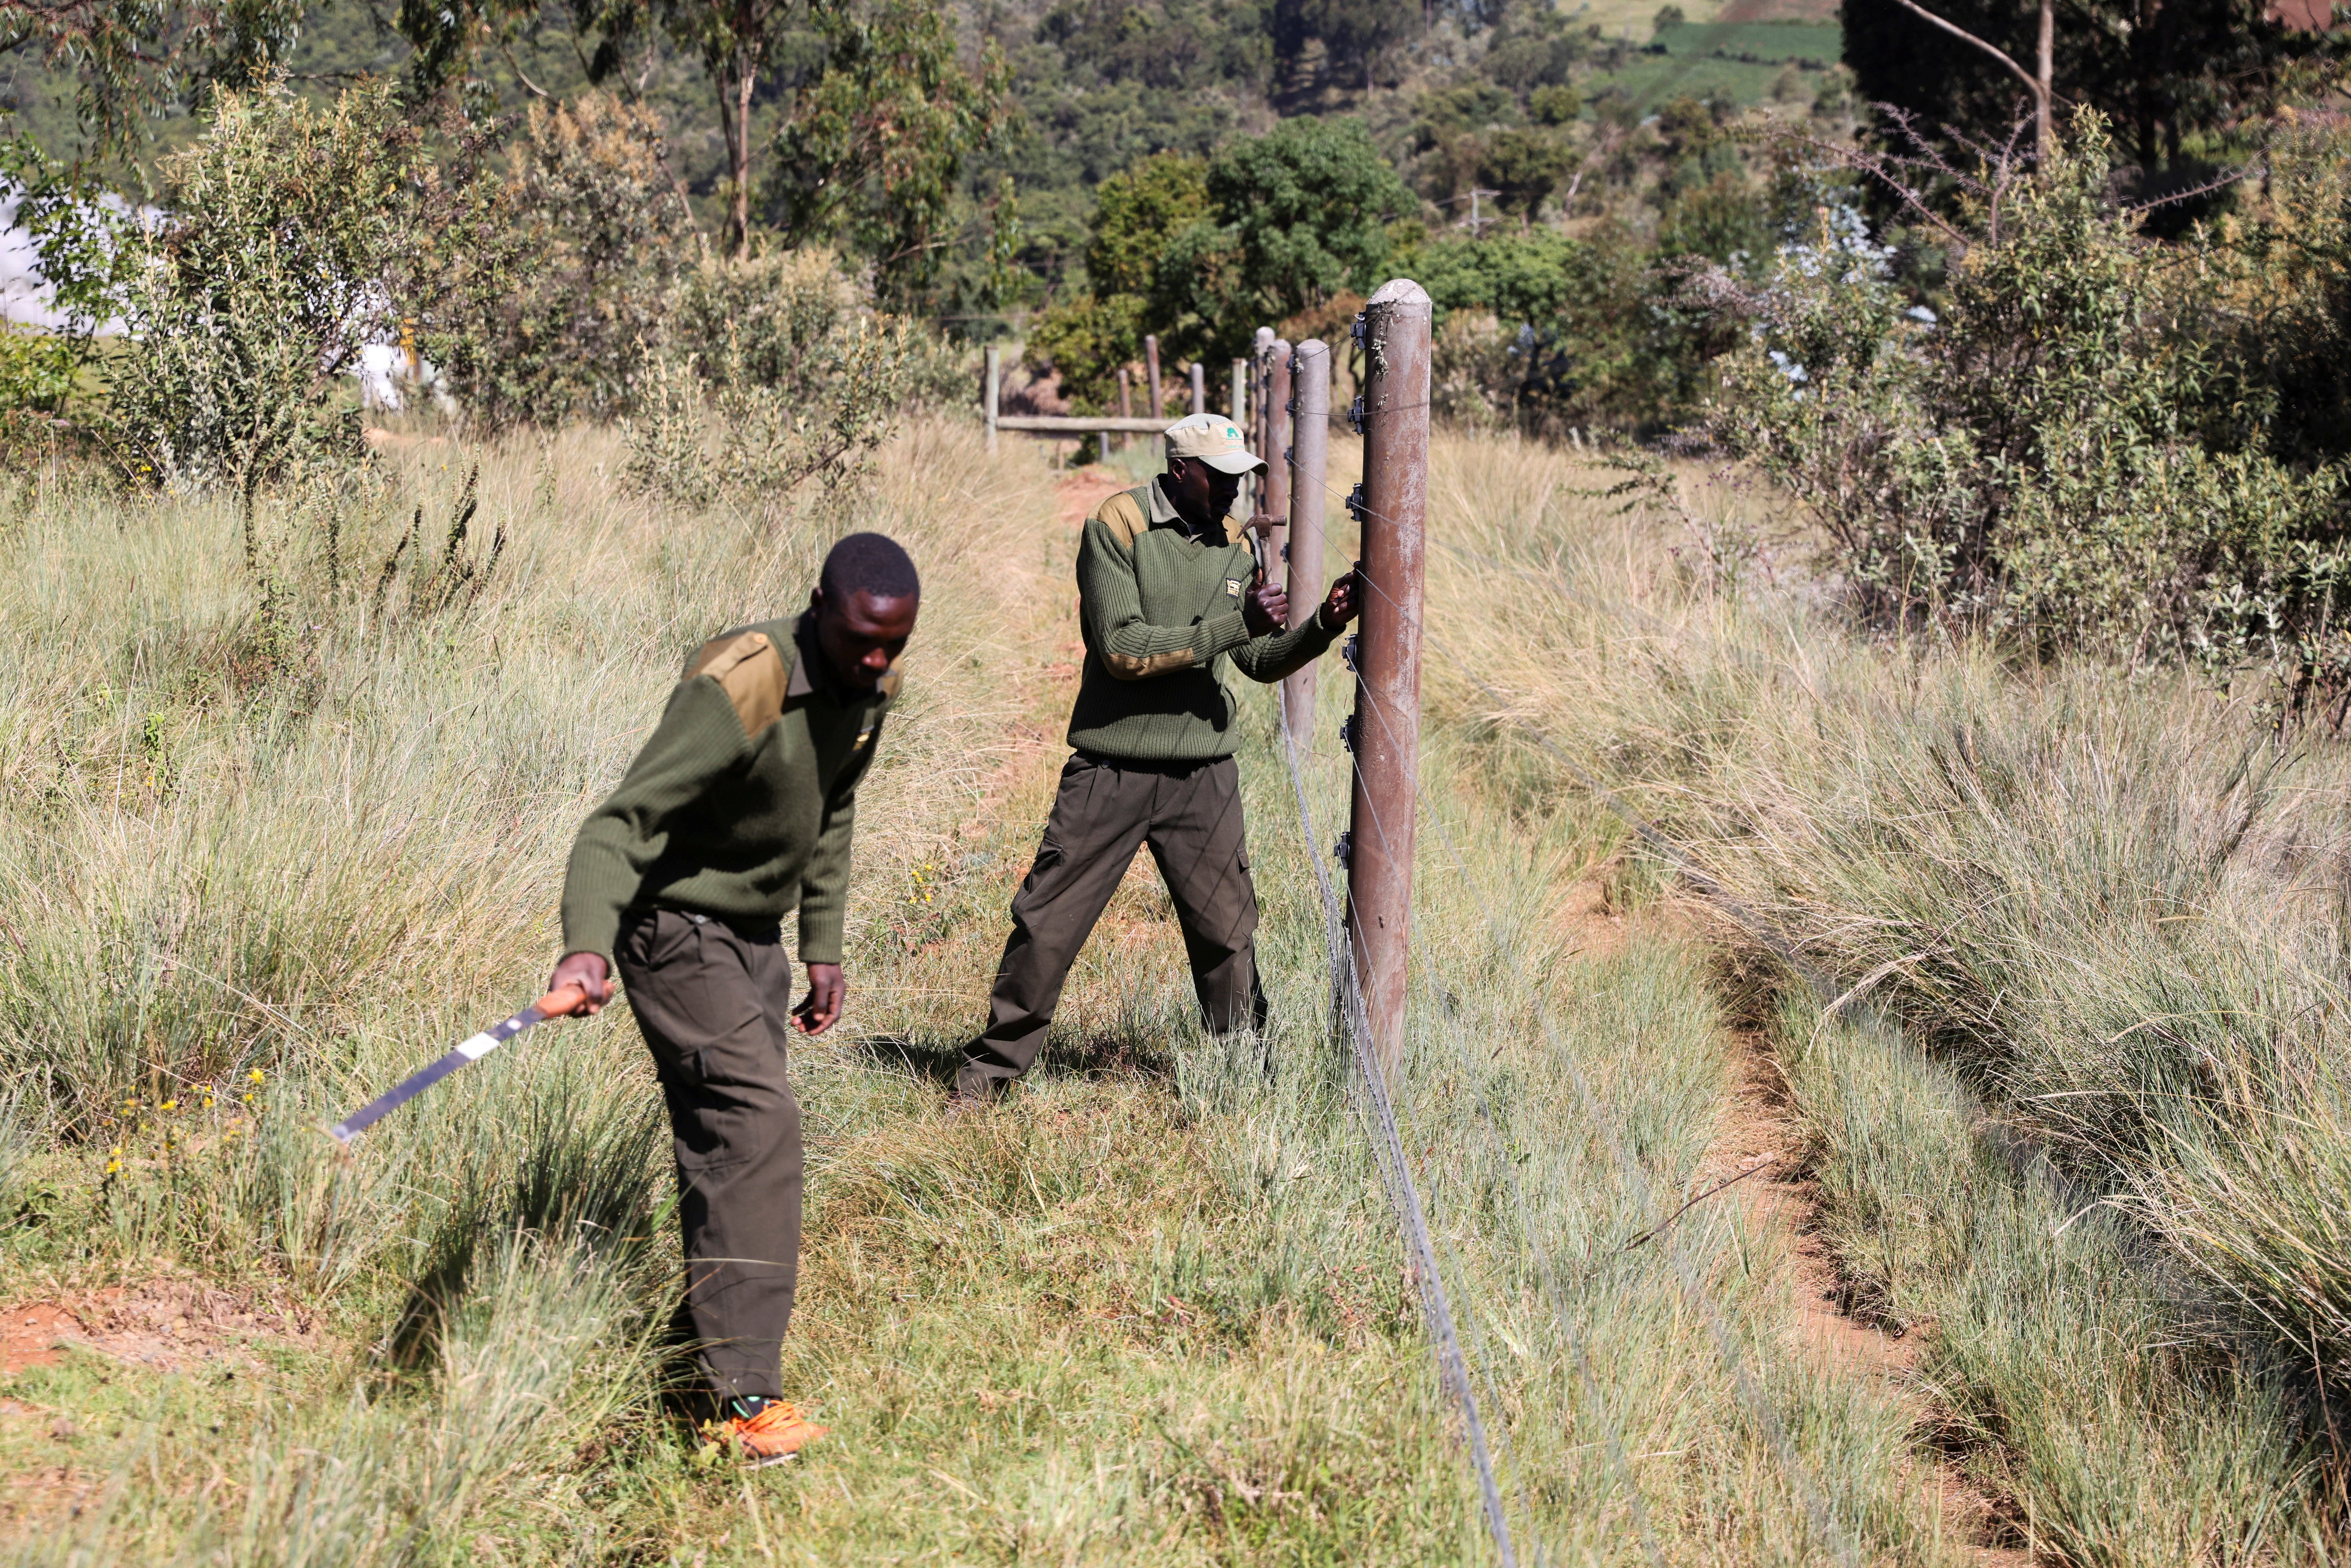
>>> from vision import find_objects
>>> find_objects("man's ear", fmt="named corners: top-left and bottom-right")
top-left (807, 585), bottom-right (826, 618)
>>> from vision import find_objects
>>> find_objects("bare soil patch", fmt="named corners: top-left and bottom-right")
top-left (0, 1279), bottom-right (324, 1378)
top-left (1707, 1028), bottom-right (2032, 1566)
top-left (1056, 464), bottom-right (1133, 528)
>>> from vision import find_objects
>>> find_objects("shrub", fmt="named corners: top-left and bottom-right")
top-left (1703, 116), bottom-right (2351, 688)
top-left (437, 91), bottom-right (698, 431)
top-left (622, 249), bottom-right (963, 510)
top-left (103, 80), bottom-right (503, 503)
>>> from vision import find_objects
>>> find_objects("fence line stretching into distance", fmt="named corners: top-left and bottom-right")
top-left (974, 291), bottom-right (1865, 1563)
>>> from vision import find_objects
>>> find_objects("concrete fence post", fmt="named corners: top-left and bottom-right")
top-left (985, 345), bottom-right (1000, 455)
top-left (1283, 339), bottom-right (1326, 747)
top-left (1345, 280), bottom-right (1431, 1075)
top-left (1189, 360), bottom-right (1206, 416)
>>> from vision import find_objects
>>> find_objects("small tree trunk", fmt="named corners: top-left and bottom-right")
top-left (732, 59), bottom-right (757, 259)
top-left (2036, 0), bottom-right (2053, 163)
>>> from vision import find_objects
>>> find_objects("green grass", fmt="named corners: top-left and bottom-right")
top-left (0, 425), bottom-right (1975, 1561)
top-left (1653, 22), bottom-right (1842, 63)
top-left (1418, 431), bottom-right (2351, 1561)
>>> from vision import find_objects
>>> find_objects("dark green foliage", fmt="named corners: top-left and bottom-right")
top-left (1163, 114), bottom-right (1414, 357)
top-left (0, 133), bottom-right (122, 419)
top-left (766, 0), bottom-right (1015, 306)
top-left (1475, 126), bottom-right (1573, 221)
top-left (105, 81), bottom-right (506, 497)
top-left (1411, 227), bottom-right (1665, 432)
top-left (1840, 0), bottom-right (2344, 178)
top-left (1025, 150), bottom-right (1209, 409)
top-left (1272, 0), bottom-right (1420, 91)
top-left (1030, 118), bottom-right (1409, 398)
top-left (1706, 116), bottom-right (2351, 690)
top-left (0, 0), bottom-right (307, 150)
top-left (439, 91), bottom-right (698, 431)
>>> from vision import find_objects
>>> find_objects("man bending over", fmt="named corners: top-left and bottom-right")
top-left (953, 413), bottom-right (1358, 1101)
top-left (548, 532), bottom-right (919, 1463)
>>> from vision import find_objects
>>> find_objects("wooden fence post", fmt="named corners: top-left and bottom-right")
top-left (1259, 335), bottom-right (1292, 565)
top-left (1283, 339), bottom-right (1323, 746)
top-left (1344, 281), bottom-right (1431, 1074)
top-left (1189, 360), bottom-right (1206, 416)
top-left (1117, 368), bottom-right (1132, 453)
top-left (1144, 336), bottom-right (1164, 421)
top-left (985, 345), bottom-right (1000, 455)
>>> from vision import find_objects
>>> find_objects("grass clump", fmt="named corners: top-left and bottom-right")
top-left (1419, 426), bottom-right (2351, 1558)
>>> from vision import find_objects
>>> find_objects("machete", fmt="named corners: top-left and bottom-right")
top-left (327, 983), bottom-right (590, 1143)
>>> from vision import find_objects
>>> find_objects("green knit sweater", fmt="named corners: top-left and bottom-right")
top-left (1065, 478), bottom-right (1340, 762)
top-left (559, 612), bottom-right (898, 964)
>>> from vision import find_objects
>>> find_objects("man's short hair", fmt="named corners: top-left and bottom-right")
top-left (819, 532), bottom-right (920, 603)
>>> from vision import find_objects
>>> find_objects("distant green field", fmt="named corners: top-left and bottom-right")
top-left (1656, 21), bottom-right (1844, 64)
top-left (1596, 54), bottom-right (1811, 109)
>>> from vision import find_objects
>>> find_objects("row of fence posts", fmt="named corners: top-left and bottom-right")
top-left (981, 288), bottom-right (1432, 1074)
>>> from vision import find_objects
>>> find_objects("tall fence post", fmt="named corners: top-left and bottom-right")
top-left (1259, 335), bottom-right (1292, 566)
top-left (1247, 327), bottom-right (1274, 515)
top-left (1144, 335), bottom-right (1164, 421)
top-left (985, 345), bottom-right (1000, 455)
top-left (1285, 340), bottom-right (1329, 746)
top-left (1345, 280), bottom-right (1431, 1075)
top-left (1189, 360), bottom-right (1206, 416)
top-left (1117, 368), bottom-right (1133, 453)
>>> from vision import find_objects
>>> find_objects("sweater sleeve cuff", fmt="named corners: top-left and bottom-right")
top-left (1193, 609), bottom-right (1251, 662)
top-left (559, 905), bottom-right (622, 966)
top-left (796, 906), bottom-right (846, 966)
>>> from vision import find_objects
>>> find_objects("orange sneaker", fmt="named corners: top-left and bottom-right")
top-left (722, 1398), bottom-right (827, 1466)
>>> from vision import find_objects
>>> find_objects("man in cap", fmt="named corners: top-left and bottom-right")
top-left (952, 412), bottom-right (1359, 1101)
top-left (545, 531), bottom-right (920, 1463)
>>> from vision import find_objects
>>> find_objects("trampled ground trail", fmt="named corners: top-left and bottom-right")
top-left (1694, 969), bottom-right (2034, 1566)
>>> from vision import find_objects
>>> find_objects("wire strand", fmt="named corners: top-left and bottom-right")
top-left (1332, 613), bottom-right (1861, 1568)
top-left (1273, 688), bottom-right (1521, 1568)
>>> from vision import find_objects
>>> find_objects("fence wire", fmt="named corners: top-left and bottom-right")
top-left (1271, 476), bottom-right (1865, 1567)
top-left (1273, 696), bottom-right (1520, 1568)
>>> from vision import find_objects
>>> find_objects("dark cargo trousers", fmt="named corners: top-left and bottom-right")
top-left (614, 906), bottom-right (803, 1407)
top-left (959, 752), bottom-right (1267, 1097)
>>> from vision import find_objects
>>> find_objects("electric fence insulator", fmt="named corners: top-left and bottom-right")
top-left (1342, 635), bottom-right (1358, 671)
top-left (1347, 395), bottom-right (1366, 434)
top-left (1345, 482), bottom-right (1367, 521)
top-left (1338, 716), bottom-right (1355, 752)
top-left (1350, 313), bottom-right (1367, 345)
top-left (1334, 830), bottom-right (1352, 870)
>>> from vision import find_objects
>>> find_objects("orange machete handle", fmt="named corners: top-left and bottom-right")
top-left (533, 983), bottom-right (592, 1018)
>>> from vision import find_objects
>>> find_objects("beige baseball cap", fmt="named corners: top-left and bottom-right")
top-left (1163, 412), bottom-right (1267, 476)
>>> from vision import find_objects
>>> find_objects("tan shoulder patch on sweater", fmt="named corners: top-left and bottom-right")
top-left (688, 630), bottom-right (787, 738)
top-left (1090, 489), bottom-right (1149, 547)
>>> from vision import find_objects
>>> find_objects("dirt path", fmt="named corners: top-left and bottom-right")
top-left (1706, 1021), bottom-right (2032, 1567)
top-left (1556, 884), bottom-right (2030, 1565)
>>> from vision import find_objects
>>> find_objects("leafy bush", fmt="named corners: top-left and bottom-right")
top-left (437, 91), bottom-right (698, 431)
top-left (1030, 120), bottom-right (1413, 404)
top-left (623, 249), bottom-right (964, 510)
top-left (103, 80), bottom-right (502, 501)
top-left (0, 135), bottom-right (126, 433)
top-left (1703, 116), bottom-right (2351, 690)
top-left (1409, 227), bottom-right (1671, 435)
